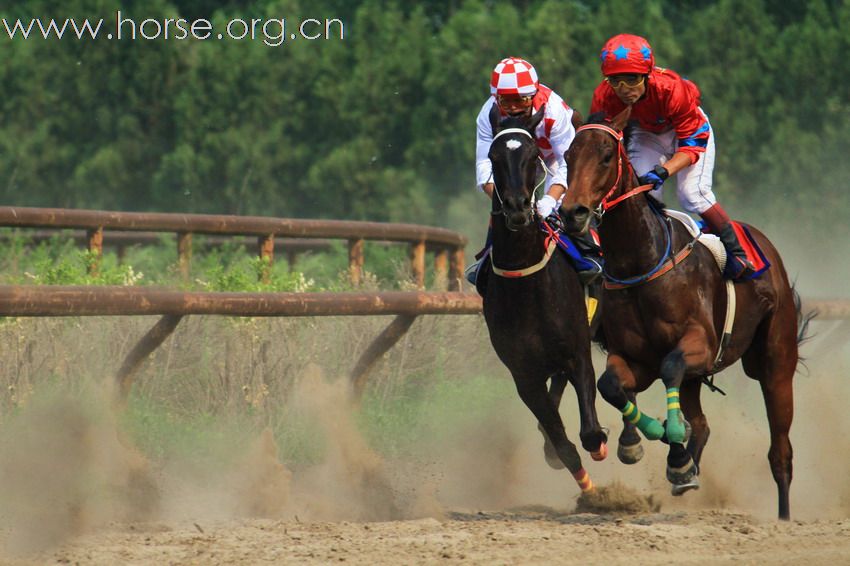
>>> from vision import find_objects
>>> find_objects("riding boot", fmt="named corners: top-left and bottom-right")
top-left (699, 204), bottom-right (755, 280)
top-left (716, 224), bottom-right (755, 280)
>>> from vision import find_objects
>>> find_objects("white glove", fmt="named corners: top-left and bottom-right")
top-left (536, 194), bottom-right (558, 218)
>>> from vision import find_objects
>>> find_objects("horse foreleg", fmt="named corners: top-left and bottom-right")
top-left (597, 355), bottom-right (664, 441)
top-left (569, 354), bottom-right (608, 460)
top-left (680, 378), bottom-right (710, 469)
top-left (515, 378), bottom-right (594, 493)
top-left (538, 372), bottom-right (569, 469)
top-left (617, 391), bottom-right (644, 464)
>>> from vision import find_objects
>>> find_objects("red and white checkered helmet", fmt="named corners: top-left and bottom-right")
top-left (490, 57), bottom-right (539, 96)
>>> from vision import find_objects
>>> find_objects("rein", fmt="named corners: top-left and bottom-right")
top-left (574, 123), bottom-right (698, 290)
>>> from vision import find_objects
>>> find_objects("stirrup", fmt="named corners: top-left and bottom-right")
top-left (724, 256), bottom-right (755, 280)
top-left (578, 257), bottom-right (603, 286)
top-left (464, 260), bottom-right (481, 285)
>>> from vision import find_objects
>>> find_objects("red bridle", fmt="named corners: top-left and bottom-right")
top-left (574, 123), bottom-right (654, 213)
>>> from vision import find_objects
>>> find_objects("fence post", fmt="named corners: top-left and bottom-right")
top-left (449, 245), bottom-right (465, 291)
top-left (86, 227), bottom-right (103, 276)
top-left (434, 248), bottom-right (448, 291)
top-left (177, 232), bottom-right (192, 282)
top-left (258, 234), bottom-right (274, 283)
top-left (410, 240), bottom-right (426, 289)
top-left (348, 238), bottom-right (364, 286)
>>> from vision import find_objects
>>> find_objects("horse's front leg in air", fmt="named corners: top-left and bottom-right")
top-left (515, 376), bottom-right (595, 494)
top-left (569, 353), bottom-right (609, 461)
top-left (597, 355), bottom-right (665, 441)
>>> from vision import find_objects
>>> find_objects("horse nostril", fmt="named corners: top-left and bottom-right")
top-left (573, 206), bottom-right (590, 224)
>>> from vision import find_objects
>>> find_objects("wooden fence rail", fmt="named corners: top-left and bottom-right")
top-left (0, 206), bottom-right (468, 290)
top-left (0, 284), bottom-right (846, 401)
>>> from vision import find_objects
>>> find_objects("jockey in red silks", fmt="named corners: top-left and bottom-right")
top-left (469, 57), bottom-right (601, 285)
top-left (591, 34), bottom-right (755, 279)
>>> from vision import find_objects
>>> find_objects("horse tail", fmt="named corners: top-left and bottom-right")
top-left (792, 281), bottom-right (817, 371)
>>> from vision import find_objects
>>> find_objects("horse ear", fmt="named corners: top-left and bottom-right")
top-left (571, 109), bottom-right (585, 130)
top-left (489, 101), bottom-right (502, 134)
top-left (528, 104), bottom-right (545, 132)
top-left (611, 105), bottom-right (632, 131)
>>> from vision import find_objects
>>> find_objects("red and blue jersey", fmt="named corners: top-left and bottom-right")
top-left (590, 68), bottom-right (710, 164)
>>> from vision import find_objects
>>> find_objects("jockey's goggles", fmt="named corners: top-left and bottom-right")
top-left (496, 93), bottom-right (535, 109)
top-left (605, 74), bottom-right (646, 89)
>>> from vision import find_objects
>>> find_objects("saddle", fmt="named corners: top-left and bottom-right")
top-left (663, 209), bottom-right (770, 278)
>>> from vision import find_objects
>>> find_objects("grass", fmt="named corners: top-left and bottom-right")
top-left (0, 229), bottom-right (438, 291)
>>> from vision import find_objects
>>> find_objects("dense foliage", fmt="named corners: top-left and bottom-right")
top-left (2, 0), bottom-right (848, 240)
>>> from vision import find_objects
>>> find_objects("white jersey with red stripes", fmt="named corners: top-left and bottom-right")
top-left (475, 84), bottom-right (576, 192)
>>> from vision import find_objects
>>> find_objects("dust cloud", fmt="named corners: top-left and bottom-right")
top-left (0, 233), bottom-right (847, 560)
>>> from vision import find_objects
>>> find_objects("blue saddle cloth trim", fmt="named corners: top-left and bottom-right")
top-left (471, 224), bottom-right (600, 279)
top-left (554, 233), bottom-right (601, 272)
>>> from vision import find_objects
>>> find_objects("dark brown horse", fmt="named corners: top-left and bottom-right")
top-left (480, 104), bottom-right (607, 494)
top-left (560, 107), bottom-right (809, 519)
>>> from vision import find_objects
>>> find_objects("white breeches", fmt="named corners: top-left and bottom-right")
top-left (628, 110), bottom-right (717, 215)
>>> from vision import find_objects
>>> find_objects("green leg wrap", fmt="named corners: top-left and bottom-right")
top-left (622, 401), bottom-right (664, 441)
top-left (665, 388), bottom-right (686, 444)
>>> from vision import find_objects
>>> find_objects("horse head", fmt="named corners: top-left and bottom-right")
top-left (561, 106), bottom-right (633, 235)
top-left (488, 102), bottom-right (546, 231)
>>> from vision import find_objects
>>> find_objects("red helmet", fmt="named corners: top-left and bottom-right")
top-left (490, 57), bottom-right (539, 96)
top-left (600, 34), bottom-right (654, 76)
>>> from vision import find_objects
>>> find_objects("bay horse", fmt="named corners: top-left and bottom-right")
top-left (480, 104), bottom-right (608, 495)
top-left (560, 107), bottom-right (809, 519)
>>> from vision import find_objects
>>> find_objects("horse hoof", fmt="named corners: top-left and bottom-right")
top-left (544, 451), bottom-right (565, 469)
top-left (591, 442), bottom-right (608, 461)
top-left (542, 440), bottom-right (565, 469)
top-left (617, 440), bottom-right (644, 465)
top-left (667, 460), bottom-right (699, 496)
top-left (670, 478), bottom-right (700, 496)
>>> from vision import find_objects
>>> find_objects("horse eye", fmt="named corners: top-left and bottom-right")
top-left (601, 150), bottom-right (614, 164)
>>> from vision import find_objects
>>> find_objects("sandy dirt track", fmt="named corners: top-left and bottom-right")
top-left (0, 311), bottom-right (848, 565)
top-left (16, 508), bottom-right (850, 565)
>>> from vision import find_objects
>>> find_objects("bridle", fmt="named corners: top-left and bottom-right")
top-left (574, 123), bottom-right (655, 219)
top-left (573, 123), bottom-right (698, 289)
top-left (489, 127), bottom-right (549, 229)
top-left (487, 127), bottom-right (559, 278)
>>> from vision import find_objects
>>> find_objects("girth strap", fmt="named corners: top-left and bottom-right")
top-left (603, 238), bottom-right (698, 290)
